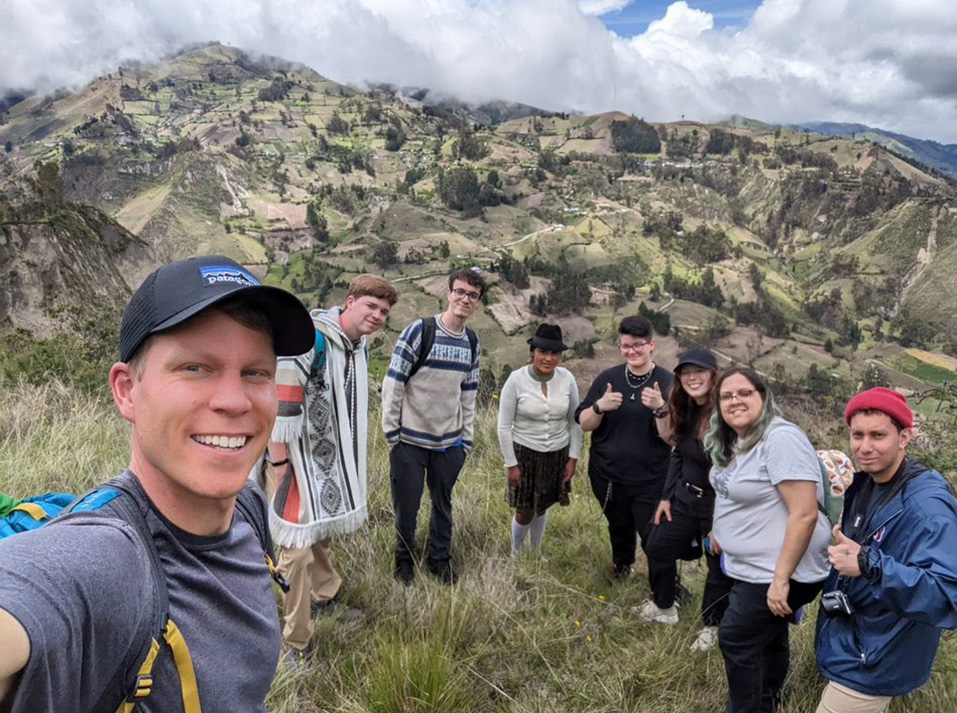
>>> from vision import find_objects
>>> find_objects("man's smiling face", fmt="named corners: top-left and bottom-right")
top-left (116, 308), bottom-right (277, 517)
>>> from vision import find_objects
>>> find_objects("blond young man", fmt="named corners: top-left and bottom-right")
top-left (0, 256), bottom-right (313, 712)
top-left (265, 275), bottom-right (398, 661)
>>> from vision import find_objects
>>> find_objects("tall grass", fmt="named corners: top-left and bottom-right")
top-left (1, 380), bottom-right (954, 713)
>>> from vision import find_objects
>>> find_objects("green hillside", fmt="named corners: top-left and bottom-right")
top-left (1, 42), bottom-right (955, 398)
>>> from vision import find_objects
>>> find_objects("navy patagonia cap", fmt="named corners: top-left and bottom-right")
top-left (119, 255), bottom-right (314, 362)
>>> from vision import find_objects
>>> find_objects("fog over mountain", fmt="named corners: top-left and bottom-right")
top-left (3, 0), bottom-right (956, 142)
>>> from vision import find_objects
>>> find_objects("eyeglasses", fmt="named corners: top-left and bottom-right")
top-left (451, 287), bottom-right (482, 302)
top-left (619, 340), bottom-right (652, 353)
top-left (719, 388), bottom-right (757, 403)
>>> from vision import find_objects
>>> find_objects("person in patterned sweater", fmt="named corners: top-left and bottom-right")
top-left (382, 269), bottom-right (488, 585)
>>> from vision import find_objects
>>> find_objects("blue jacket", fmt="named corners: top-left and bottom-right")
top-left (815, 459), bottom-right (957, 696)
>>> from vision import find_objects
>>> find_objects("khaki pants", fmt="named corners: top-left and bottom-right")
top-left (278, 538), bottom-right (342, 651)
top-left (816, 681), bottom-right (892, 713)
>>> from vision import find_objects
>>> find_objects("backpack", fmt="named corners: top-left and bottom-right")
top-left (0, 492), bottom-right (75, 539)
top-left (54, 476), bottom-right (287, 713)
top-left (816, 449), bottom-right (855, 526)
top-left (407, 316), bottom-right (478, 380)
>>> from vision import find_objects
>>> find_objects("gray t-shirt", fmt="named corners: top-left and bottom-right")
top-left (0, 472), bottom-right (281, 713)
top-left (710, 418), bottom-right (831, 584)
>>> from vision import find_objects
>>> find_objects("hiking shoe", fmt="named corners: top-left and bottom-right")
top-left (311, 597), bottom-right (365, 623)
top-left (675, 579), bottom-right (695, 605)
top-left (279, 646), bottom-right (309, 673)
top-left (427, 560), bottom-right (459, 585)
top-left (633, 599), bottom-right (679, 625)
top-left (690, 626), bottom-right (718, 652)
top-left (395, 561), bottom-right (415, 586)
top-left (611, 563), bottom-right (633, 580)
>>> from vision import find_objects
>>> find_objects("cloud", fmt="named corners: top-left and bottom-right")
top-left (578, 0), bottom-right (634, 16)
top-left (1, 0), bottom-right (955, 142)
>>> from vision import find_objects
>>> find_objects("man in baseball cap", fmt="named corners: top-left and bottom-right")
top-left (0, 255), bottom-right (313, 712)
top-left (814, 387), bottom-right (957, 713)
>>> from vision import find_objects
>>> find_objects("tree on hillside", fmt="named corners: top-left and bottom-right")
top-left (326, 111), bottom-right (349, 135)
top-left (384, 125), bottom-right (406, 151)
top-left (306, 201), bottom-right (329, 243)
top-left (610, 117), bottom-right (661, 154)
top-left (705, 129), bottom-right (735, 155)
top-left (454, 127), bottom-right (488, 161)
top-left (4, 140), bottom-right (13, 153)
top-left (437, 166), bottom-right (481, 216)
top-left (371, 239), bottom-right (399, 269)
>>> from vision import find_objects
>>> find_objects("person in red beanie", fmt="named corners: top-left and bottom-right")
top-left (814, 387), bottom-right (957, 713)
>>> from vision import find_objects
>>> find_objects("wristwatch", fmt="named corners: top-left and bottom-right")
top-left (857, 546), bottom-right (871, 576)
top-left (592, 402), bottom-right (603, 415)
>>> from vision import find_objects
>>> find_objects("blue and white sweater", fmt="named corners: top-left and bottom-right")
top-left (381, 315), bottom-right (480, 450)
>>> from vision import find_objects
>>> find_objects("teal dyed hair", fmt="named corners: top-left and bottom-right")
top-left (704, 367), bottom-right (781, 468)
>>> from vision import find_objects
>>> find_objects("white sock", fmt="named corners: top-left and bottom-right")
top-left (511, 517), bottom-right (530, 555)
top-left (528, 512), bottom-right (547, 550)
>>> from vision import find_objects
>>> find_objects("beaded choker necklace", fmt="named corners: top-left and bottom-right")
top-left (624, 364), bottom-right (654, 400)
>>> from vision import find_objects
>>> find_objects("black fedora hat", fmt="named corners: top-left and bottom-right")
top-left (674, 347), bottom-right (718, 372)
top-left (527, 323), bottom-right (568, 352)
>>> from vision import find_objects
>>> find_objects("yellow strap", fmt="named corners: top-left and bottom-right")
top-left (10, 502), bottom-right (48, 521)
top-left (112, 638), bottom-right (161, 713)
top-left (163, 619), bottom-right (202, 713)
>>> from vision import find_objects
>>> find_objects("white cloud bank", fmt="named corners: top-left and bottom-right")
top-left (2, 0), bottom-right (956, 142)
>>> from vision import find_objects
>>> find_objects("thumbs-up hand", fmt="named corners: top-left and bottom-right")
top-left (597, 382), bottom-right (623, 412)
top-left (828, 525), bottom-right (863, 577)
top-left (641, 381), bottom-right (666, 411)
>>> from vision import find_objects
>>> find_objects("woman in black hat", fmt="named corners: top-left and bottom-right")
top-left (640, 348), bottom-right (733, 651)
top-left (497, 323), bottom-right (582, 557)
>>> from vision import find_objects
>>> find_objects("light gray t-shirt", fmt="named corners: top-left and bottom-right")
top-left (710, 418), bottom-right (831, 584)
top-left (0, 473), bottom-right (281, 713)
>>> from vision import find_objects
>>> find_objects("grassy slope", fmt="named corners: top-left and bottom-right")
top-left (2, 380), bottom-right (954, 713)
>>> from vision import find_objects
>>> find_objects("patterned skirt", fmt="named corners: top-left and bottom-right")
top-left (506, 442), bottom-right (571, 515)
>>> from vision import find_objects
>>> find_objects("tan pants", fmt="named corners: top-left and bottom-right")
top-left (278, 538), bottom-right (342, 651)
top-left (816, 681), bottom-right (892, 713)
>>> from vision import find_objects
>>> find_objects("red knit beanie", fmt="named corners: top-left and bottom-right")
top-left (845, 387), bottom-right (914, 429)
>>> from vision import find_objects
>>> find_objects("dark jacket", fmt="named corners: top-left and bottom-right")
top-left (815, 459), bottom-right (957, 696)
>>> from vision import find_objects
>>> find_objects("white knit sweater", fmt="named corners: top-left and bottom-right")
top-left (496, 365), bottom-right (583, 467)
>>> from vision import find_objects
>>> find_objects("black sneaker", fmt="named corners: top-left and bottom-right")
top-left (427, 560), bottom-right (459, 585)
top-left (611, 563), bottom-right (632, 580)
top-left (675, 579), bottom-right (695, 605)
top-left (395, 561), bottom-right (415, 585)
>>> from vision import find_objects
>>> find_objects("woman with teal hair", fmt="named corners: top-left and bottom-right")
top-left (705, 367), bottom-right (830, 713)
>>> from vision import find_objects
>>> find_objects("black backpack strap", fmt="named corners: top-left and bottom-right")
top-left (234, 485), bottom-right (289, 593)
top-left (465, 327), bottom-right (478, 368)
top-left (63, 479), bottom-right (172, 712)
top-left (406, 316), bottom-right (436, 381)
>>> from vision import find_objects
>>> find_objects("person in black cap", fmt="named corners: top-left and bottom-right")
top-left (641, 348), bottom-right (733, 650)
top-left (0, 255), bottom-right (313, 713)
top-left (497, 324), bottom-right (582, 557)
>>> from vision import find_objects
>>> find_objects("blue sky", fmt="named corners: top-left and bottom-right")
top-left (597, 1), bottom-right (760, 35)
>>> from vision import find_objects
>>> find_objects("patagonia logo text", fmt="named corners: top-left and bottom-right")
top-left (199, 266), bottom-right (260, 287)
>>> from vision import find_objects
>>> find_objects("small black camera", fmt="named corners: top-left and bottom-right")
top-left (821, 590), bottom-right (855, 617)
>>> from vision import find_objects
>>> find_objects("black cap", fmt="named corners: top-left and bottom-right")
top-left (674, 347), bottom-right (718, 372)
top-left (527, 323), bottom-right (568, 352)
top-left (119, 255), bottom-right (314, 362)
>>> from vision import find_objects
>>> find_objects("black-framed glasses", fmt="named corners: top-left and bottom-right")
top-left (619, 340), bottom-right (652, 353)
top-left (451, 287), bottom-right (482, 302)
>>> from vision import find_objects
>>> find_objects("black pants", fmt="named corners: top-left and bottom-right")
top-left (390, 442), bottom-right (466, 567)
top-left (719, 578), bottom-right (825, 713)
top-left (645, 489), bottom-right (733, 625)
top-left (589, 469), bottom-right (663, 574)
